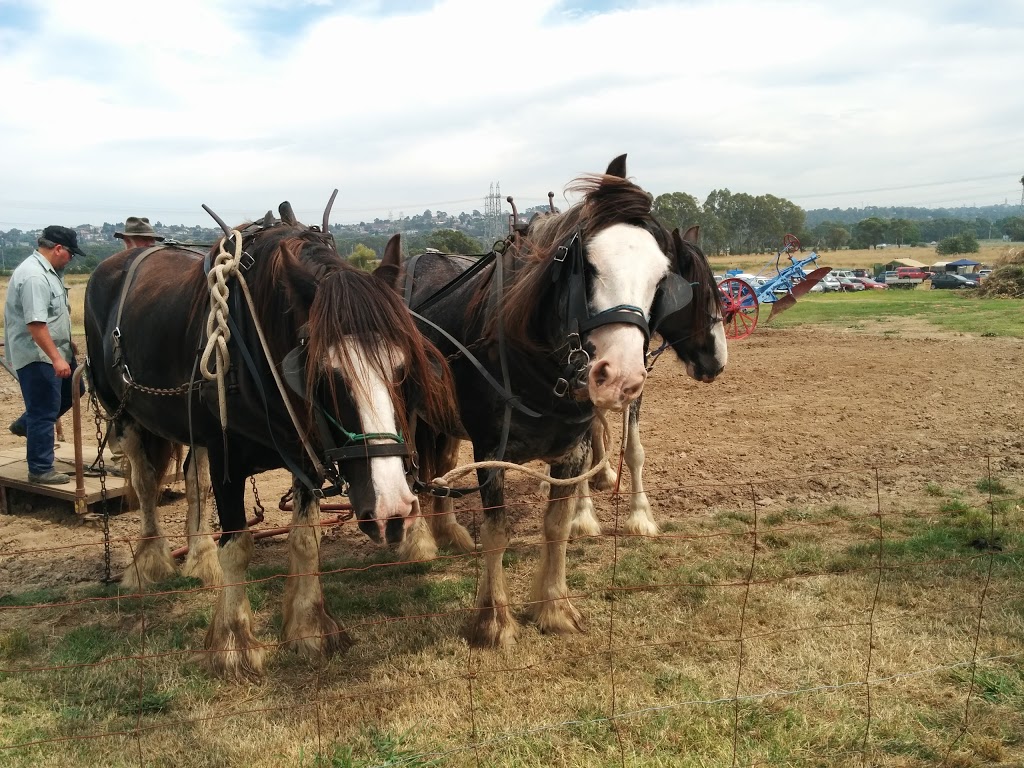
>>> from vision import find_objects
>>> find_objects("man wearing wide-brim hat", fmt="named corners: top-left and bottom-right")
top-left (115, 216), bottom-right (164, 249)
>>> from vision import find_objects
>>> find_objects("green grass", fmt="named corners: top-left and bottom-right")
top-left (769, 291), bottom-right (1024, 337)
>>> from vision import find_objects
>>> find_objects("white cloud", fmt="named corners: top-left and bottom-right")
top-left (1, 0), bottom-right (1021, 228)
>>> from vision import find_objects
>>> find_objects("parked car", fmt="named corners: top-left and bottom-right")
top-left (895, 266), bottom-right (929, 281)
top-left (930, 272), bottom-right (979, 289)
top-left (977, 269), bottom-right (993, 281)
top-left (836, 277), bottom-right (866, 292)
top-left (851, 277), bottom-right (887, 290)
top-left (819, 274), bottom-right (842, 292)
top-left (852, 269), bottom-right (870, 278)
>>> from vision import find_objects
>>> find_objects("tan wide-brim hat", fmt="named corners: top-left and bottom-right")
top-left (114, 216), bottom-right (164, 241)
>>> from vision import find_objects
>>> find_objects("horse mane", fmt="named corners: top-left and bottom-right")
top-left (488, 174), bottom-right (670, 350)
top-left (201, 223), bottom-right (458, 438)
top-left (673, 231), bottom-right (719, 339)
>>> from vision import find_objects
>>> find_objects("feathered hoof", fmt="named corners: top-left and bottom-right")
top-left (589, 467), bottom-right (619, 492)
top-left (570, 502), bottom-right (603, 538)
top-left (120, 537), bottom-right (176, 592)
top-left (205, 621), bottom-right (265, 682)
top-left (181, 538), bottom-right (223, 586)
top-left (465, 604), bottom-right (518, 648)
top-left (531, 597), bottom-right (585, 636)
top-left (437, 522), bottom-right (475, 554)
top-left (622, 514), bottom-right (660, 538)
top-left (283, 605), bottom-right (353, 659)
top-left (396, 525), bottom-right (438, 562)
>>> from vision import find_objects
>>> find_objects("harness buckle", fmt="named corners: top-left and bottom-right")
top-left (553, 377), bottom-right (570, 398)
top-left (239, 251), bottom-right (255, 271)
top-left (554, 245), bottom-right (569, 263)
top-left (112, 327), bottom-right (121, 342)
top-left (567, 348), bottom-right (590, 369)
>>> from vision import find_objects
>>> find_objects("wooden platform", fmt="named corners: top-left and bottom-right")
top-left (0, 442), bottom-right (132, 515)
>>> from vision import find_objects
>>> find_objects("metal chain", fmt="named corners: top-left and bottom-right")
top-left (89, 393), bottom-right (112, 582)
top-left (122, 380), bottom-right (192, 397)
top-left (249, 476), bottom-right (265, 521)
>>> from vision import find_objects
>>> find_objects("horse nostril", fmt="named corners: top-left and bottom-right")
top-left (591, 360), bottom-right (611, 388)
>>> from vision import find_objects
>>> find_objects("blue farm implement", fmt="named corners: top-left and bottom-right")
top-left (718, 234), bottom-right (831, 340)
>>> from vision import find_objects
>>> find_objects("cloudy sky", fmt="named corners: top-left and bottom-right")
top-left (1, 0), bottom-right (1021, 230)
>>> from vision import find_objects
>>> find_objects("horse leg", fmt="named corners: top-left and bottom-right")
top-left (119, 423), bottom-right (176, 591)
top-left (569, 416), bottom-right (615, 538)
top-left (588, 414), bottom-right (619, 491)
top-left (622, 399), bottom-right (659, 537)
top-left (180, 447), bottom-right (221, 586)
top-left (425, 437), bottom-right (474, 552)
top-left (282, 482), bottom-right (352, 659)
top-left (530, 438), bottom-right (589, 636)
top-left (204, 450), bottom-right (263, 680)
top-left (465, 468), bottom-right (517, 647)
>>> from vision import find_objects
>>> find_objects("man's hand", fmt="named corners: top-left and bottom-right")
top-left (53, 358), bottom-right (71, 378)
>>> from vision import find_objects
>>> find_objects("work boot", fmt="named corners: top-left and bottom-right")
top-left (28, 470), bottom-right (71, 485)
top-left (9, 419), bottom-right (25, 438)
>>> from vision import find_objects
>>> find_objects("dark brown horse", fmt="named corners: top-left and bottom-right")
top-left (84, 203), bottom-right (456, 679)
top-left (388, 156), bottom-right (702, 647)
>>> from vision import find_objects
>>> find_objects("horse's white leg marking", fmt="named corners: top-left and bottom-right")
top-left (181, 448), bottom-right (222, 586)
top-left (205, 531), bottom-right (264, 680)
top-left (282, 484), bottom-right (351, 659)
top-left (530, 443), bottom-right (587, 636)
top-left (570, 476), bottom-right (602, 538)
top-left (623, 414), bottom-right (658, 537)
top-left (588, 417), bottom-right (618, 491)
top-left (466, 474), bottom-right (517, 647)
top-left (119, 424), bottom-right (175, 591)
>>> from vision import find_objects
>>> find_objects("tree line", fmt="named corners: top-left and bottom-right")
top-left (652, 191), bottom-right (1024, 255)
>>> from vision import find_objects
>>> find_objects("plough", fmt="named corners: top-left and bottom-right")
top-left (718, 234), bottom-right (831, 339)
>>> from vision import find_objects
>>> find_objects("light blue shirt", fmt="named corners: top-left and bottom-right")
top-left (3, 250), bottom-right (73, 370)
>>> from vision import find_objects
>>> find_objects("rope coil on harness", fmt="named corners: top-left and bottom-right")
top-left (200, 231), bottom-right (242, 428)
top-left (199, 230), bottom-right (327, 477)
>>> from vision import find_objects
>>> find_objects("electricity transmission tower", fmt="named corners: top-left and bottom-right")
top-left (484, 182), bottom-right (504, 243)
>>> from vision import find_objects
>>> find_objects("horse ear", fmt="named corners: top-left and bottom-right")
top-left (682, 225), bottom-right (700, 244)
top-left (605, 154), bottom-right (628, 178)
top-left (671, 228), bottom-right (691, 271)
top-left (373, 234), bottom-right (403, 290)
top-left (279, 201), bottom-right (298, 226)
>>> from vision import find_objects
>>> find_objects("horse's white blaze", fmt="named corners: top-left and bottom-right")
top-left (332, 340), bottom-right (415, 536)
top-left (585, 224), bottom-right (670, 410)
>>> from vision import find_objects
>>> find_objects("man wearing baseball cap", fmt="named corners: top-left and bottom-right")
top-left (4, 226), bottom-right (86, 484)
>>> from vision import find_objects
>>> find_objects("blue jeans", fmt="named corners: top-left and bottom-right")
top-left (13, 359), bottom-right (82, 475)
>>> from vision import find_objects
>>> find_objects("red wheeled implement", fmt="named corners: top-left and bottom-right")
top-left (718, 234), bottom-right (831, 340)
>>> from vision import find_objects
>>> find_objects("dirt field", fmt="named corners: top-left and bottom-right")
top-left (1, 319), bottom-right (1022, 767)
top-left (1, 319), bottom-right (1020, 593)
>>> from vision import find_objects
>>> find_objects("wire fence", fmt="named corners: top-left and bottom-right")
top-left (1, 448), bottom-right (1022, 767)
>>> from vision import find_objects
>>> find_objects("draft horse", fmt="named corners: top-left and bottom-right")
top-left (571, 224), bottom-right (727, 538)
top-left (389, 155), bottom-right (704, 646)
top-left (84, 202), bottom-right (456, 679)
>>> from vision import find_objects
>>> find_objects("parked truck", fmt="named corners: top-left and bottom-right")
top-left (885, 266), bottom-right (929, 289)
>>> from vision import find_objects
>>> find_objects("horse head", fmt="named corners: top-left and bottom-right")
top-left (502, 155), bottom-right (684, 412)
top-left (244, 214), bottom-right (457, 543)
top-left (652, 225), bottom-right (728, 383)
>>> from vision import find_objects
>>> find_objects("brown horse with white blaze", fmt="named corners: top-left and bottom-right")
top-left (84, 202), bottom-right (457, 679)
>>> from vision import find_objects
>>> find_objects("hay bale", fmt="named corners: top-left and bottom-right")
top-left (976, 249), bottom-right (1024, 298)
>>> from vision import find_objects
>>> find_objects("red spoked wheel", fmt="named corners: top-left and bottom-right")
top-left (783, 233), bottom-right (801, 253)
top-left (718, 278), bottom-right (759, 340)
